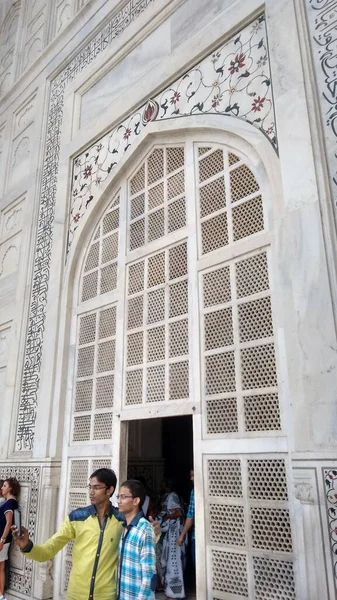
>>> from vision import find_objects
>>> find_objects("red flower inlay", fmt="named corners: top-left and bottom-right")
top-left (73, 212), bottom-right (81, 223)
top-left (170, 91), bottom-right (181, 105)
top-left (123, 128), bottom-right (131, 140)
top-left (252, 96), bottom-right (265, 112)
top-left (144, 104), bottom-right (154, 122)
top-left (228, 53), bottom-right (245, 74)
top-left (83, 165), bottom-right (93, 179)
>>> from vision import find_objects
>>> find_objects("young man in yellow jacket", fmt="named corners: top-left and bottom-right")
top-left (13, 468), bottom-right (153, 600)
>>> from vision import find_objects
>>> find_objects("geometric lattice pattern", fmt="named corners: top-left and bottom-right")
top-left (197, 145), bottom-right (263, 256)
top-left (72, 305), bottom-right (116, 442)
top-left (206, 456), bottom-right (296, 599)
top-left (125, 241), bottom-right (189, 405)
top-left (128, 146), bottom-right (185, 251)
top-left (81, 196), bottom-right (120, 302)
top-left (201, 248), bottom-right (281, 436)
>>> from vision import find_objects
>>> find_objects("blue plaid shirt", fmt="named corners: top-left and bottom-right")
top-left (187, 489), bottom-right (195, 540)
top-left (117, 511), bottom-right (156, 600)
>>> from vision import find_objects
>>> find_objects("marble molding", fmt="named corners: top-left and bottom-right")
top-left (324, 468), bottom-right (337, 588)
top-left (69, 14), bottom-right (276, 250)
top-left (15, 0), bottom-right (156, 451)
top-left (305, 0), bottom-right (337, 214)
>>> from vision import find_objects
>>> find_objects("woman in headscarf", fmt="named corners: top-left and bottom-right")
top-left (157, 477), bottom-right (186, 599)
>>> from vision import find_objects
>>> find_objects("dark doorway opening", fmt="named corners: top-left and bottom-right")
top-left (127, 415), bottom-right (195, 599)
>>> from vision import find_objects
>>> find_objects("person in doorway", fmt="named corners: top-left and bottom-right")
top-left (12, 468), bottom-right (160, 600)
top-left (0, 477), bottom-right (20, 600)
top-left (116, 479), bottom-right (156, 600)
top-left (157, 477), bottom-right (186, 600)
top-left (177, 469), bottom-right (195, 567)
top-left (134, 476), bottom-right (156, 520)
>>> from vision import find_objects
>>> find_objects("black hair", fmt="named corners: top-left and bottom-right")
top-left (162, 476), bottom-right (176, 492)
top-left (90, 468), bottom-right (117, 497)
top-left (121, 479), bottom-right (146, 507)
top-left (135, 475), bottom-right (147, 487)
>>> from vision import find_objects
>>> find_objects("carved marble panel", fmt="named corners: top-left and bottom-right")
top-left (22, 0), bottom-right (46, 72)
top-left (0, 1), bottom-right (20, 97)
top-left (8, 125), bottom-right (32, 189)
top-left (55, 0), bottom-right (72, 36)
top-left (69, 14), bottom-right (276, 249)
top-left (0, 465), bottom-right (41, 596)
top-left (0, 233), bottom-right (21, 278)
top-left (16, 0), bottom-right (155, 451)
top-left (13, 92), bottom-right (37, 138)
top-left (0, 325), bottom-right (11, 368)
top-left (0, 195), bottom-right (25, 242)
top-left (305, 1), bottom-right (337, 217)
top-left (0, 122), bottom-right (6, 164)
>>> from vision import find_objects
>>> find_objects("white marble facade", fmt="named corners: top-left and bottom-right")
top-left (0, 0), bottom-right (337, 598)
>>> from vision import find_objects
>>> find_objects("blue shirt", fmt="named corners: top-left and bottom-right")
top-left (117, 511), bottom-right (156, 600)
top-left (0, 498), bottom-right (18, 543)
top-left (187, 489), bottom-right (195, 541)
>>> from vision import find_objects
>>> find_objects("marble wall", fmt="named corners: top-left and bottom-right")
top-left (0, 0), bottom-right (336, 598)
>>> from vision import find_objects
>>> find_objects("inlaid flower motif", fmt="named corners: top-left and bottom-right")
top-left (266, 125), bottom-right (274, 135)
top-left (123, 128), bottom-right (131, 140)
top-left (211, 51), bottom-right (221, 64)
top-left (83, 164), bottom-right (93, 179)
top-left (96, 143), bottom-right (103, 152)
top-left (252, 96), bottom-right (265, 112)
top-left (257, 54), bottom-right (267, 68)
top-left (95, 176), bottom-right (102, 186)
top-left (170, 91), bottom-right (181, 105)
top-left (212, 93), bottom-right (223, 108)
top-left (72, 188), bottom-right (78, 197)
top-left (228, 53), bottom-right (245, 74)
top-left (73, 212), bottom-right (81, 223)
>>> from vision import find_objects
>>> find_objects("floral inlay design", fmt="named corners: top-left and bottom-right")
top-left (324, 468), bottom-right (337, 586)
top-left (16, 0), bottom-right (155, 451)
top-left (69, 14), bottom-right (276, 250)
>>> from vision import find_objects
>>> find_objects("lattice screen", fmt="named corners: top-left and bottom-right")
top-left (201, 248), bottom-right (281, 436)
top-left (124, 241), bottom-right (189, 405)
top-left (72, 304), bottom-right (116, 442)
top-left (197, 146), bottom-right (263, 254)
top-left (128, 146), bottom-right (186, 251)
top-left (80, 197), bottom-right (120, 302)
top-left (63, 457), bottom-right (112, 591)
top-left (206, 456), bottom-right (296, 599)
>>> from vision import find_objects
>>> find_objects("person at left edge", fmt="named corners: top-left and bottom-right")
top-left (0, 478), bottom-right (20, 600)
top-left (12, 468), bottom-right (159, 600)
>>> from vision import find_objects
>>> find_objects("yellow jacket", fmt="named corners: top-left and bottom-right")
top-left (23, 504), bottom-right (124, 600)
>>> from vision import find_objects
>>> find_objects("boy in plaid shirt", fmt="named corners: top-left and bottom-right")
top-left (116, 480), bottom-right (156, 600)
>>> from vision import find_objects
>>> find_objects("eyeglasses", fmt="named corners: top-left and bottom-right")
top-left (87, 485), bottom-right (107, 491)
top-left (116, 494), bottom-right (133, 500)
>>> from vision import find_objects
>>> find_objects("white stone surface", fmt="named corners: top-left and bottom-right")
top-left (0, 0), bottom-right (336, 598)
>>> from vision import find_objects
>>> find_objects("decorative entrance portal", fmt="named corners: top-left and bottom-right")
top-left (63, 132), bottom-right (298, 598)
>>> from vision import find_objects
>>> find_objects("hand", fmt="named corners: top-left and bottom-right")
top-left (177, 534), bottom-right (185, 546)
top-left (149, 516), bottom-right (161, 543)
top-left (11, 525), bottom-right (29, 549)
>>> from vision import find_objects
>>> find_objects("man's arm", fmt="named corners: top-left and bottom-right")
top-left (177, 516), bottom-right (194, 546)
top-left (138, 526), bottom-right (157, 600)
top-left (13, 517), bottom-right (75, 561)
